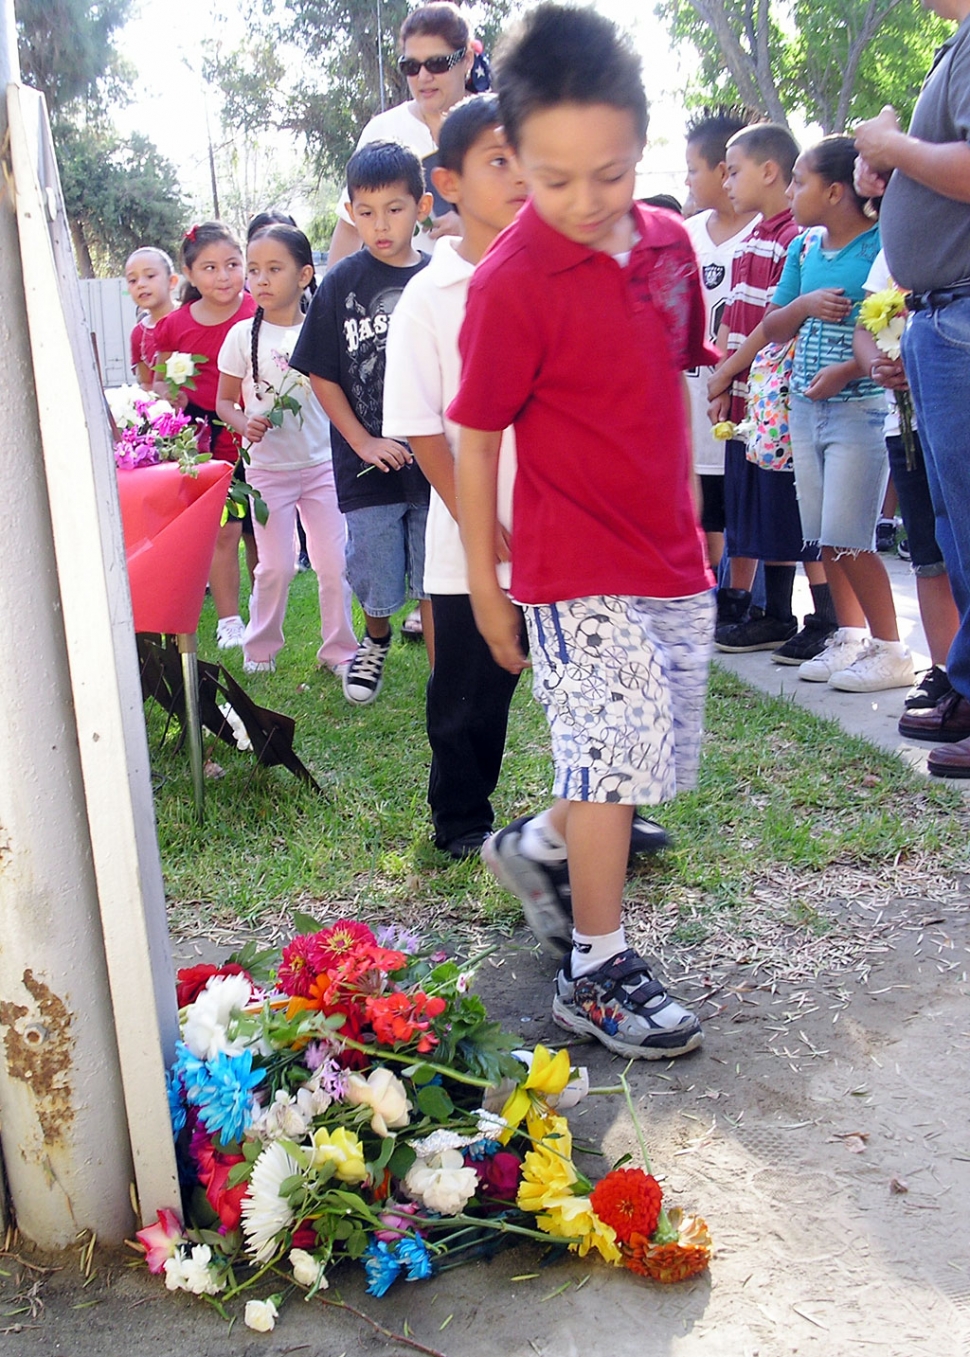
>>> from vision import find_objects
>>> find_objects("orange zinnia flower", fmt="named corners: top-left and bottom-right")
top-left (622, 1209), bottom-right (712, 1283)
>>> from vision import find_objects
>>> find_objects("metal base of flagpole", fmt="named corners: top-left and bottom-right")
top-left (177, 633), bottom-right (204, 822)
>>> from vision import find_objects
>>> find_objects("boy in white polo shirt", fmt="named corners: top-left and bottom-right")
top-left (383, 95), bottom-right (527, 860)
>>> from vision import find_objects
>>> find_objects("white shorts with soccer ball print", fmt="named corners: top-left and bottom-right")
top-left (522, 592), bottom-right (715, 805)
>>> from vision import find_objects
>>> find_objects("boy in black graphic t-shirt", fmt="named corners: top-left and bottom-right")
top-left (292, 141), bottom-right (433, 705)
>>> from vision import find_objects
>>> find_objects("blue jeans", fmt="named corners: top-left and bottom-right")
top-left (902, 298), bottom-right (970, 700)
top-left (789, 394), bottom-right (889, 550)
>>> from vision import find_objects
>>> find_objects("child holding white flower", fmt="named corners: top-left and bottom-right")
top-left (216, 225), bottom-right (356, 676)
top-left (154, 222), bottom-right (257, 649)
top-left (762, 135), bottom-right (914, 694)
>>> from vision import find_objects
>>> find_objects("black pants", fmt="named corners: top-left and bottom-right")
top-left (426, 594), bottom-right (522, 848)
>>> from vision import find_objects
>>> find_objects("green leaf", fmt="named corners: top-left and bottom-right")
top-left (292, 910), bottom-right (323, 935)
top-left (417, 1084), bottom-right (455, 1121)
top-left (387, 1142), bottom-right (417, 1179)
top-left (346, 1228), bottom-right (368, 1259)
top-left (226, 1160), bottom-right (253, 1188)
top-left (368, 1134), bottom-right (396, 1176)
top-left (409, 1064), bottom-right (438, 1086)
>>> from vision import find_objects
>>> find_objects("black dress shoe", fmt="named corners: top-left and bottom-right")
top-left (440, 830), bottom-right (490, 861)
top-left (928, 734), bottom-right (970, 778)
top-left (898, 689), bottom-right (970, 742)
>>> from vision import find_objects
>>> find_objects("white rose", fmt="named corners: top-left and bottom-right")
top-left (345, 1067), bottom-right (410, 1137)
top-left (244, 1298), bottom-right (279, 1332)
top-left (404, 1148), bottom-right (478, 1215)
top-left (182, 972), bottom-right (253, 1060)
top-left (105, 384), bottom-right (145, 428)
top-left (165, 352), bottom-right (196, 385)
top-left (290, 1248), bottom-right (328, 1289)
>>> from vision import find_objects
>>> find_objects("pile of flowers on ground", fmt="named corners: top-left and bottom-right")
top-left (107, 385), bottom-right (211, 475)
top-left (137, 919), bottom-right (711, 1331)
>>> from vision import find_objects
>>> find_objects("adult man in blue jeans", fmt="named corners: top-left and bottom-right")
top-left (856, 0), bottom-right (970, 776)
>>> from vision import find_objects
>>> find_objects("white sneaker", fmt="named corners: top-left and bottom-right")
top-left (798, 628), bottom-right (866, 683)
top-left (243, 657), bottom-right (275, 674)
top-left (342, 632), bottom-right (391, 705)
top-left (216, 616), bottom-right (246, 650)
top-left (827, 639), bottom-right (916, 692)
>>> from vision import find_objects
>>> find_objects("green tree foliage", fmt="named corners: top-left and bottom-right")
top-left (658, 0), bottom-right (950, 133)
top-left (16, 0), bottom-right (187, 277)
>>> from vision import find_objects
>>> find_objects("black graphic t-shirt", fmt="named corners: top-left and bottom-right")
top-left (291, 250), bottom-right (431, 512)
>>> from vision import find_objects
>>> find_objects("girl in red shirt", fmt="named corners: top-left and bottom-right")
top-left (154, 224), bottom-right (257, 649)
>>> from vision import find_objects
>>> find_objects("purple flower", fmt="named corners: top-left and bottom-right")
top-left (374, 924), bottom-right (422, 954)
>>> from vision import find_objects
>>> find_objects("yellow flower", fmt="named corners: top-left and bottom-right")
top-left (536, 1194), bottom-right (622, 1265)
top-left (500, 1045), bottom-right (572, 1140)
top-left (711, 421), bottom-right (736, 441)
top-left (517, 1122), bottom-right (577, 1215)
top-left (858, 286), bottom-right (906, 338)
top-left (309, 1126), bottom-right (368, 1184)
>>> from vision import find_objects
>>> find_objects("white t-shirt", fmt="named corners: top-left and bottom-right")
top-left (863, 249), bottom-right (913, 438)
top-left (218, 316), bottom-right (332, 470)
top-left (338, 101), bottom-right (436, 252)
top-left (382, 235), bottom-right (516, 594)
top-left (684, 209), bottom-right (759, 475)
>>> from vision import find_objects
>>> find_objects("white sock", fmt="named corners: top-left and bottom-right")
top-left (520, 810), bottom-right (567, 863)
top-left (875, 638), bottom-right (908, 654)
top-left (571, 927), bottom-right (627, 977)
top-left (840, 626), bottom-right (867, 641)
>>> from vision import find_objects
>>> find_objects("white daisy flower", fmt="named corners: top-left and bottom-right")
top-left (241, 1141), bottom-right (301, 1263)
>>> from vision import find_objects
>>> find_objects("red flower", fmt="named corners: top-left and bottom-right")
top-left (290, 1220), bottom-right (318, 1250)
top-left (311, 920), bottom-right (377, 970)
top-left (176, 962), bottom-right (249, 1009)
top-left (590, 1168), bottom-right (663, 1244)
top-left (278, 934), bottom-right (323, 997)
top-left (470, 1150), bottom-right (522, 1206)
top-left (365, 990), bottom-right (443, 1051)
top-left (203, 1149), bottom-right (247, 1230)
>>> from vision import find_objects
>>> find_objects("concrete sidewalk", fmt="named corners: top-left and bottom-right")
top-left (713, 552), bottom-right (963, 779)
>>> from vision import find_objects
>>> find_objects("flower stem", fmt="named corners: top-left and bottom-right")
top-left (618, 1066), bottom-right (679, 1244)
top-left (319, 1296), bottom-right (451, 1357)
top-left (334, 1036), bottom-right (494, 1089)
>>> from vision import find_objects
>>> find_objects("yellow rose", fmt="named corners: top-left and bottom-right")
top-left (345, 1067), bottom-right (411, 1138)
top-left (711, 421), bottom-right (736, 441)
top-left (310, 1126), bottom-right (368, 1183)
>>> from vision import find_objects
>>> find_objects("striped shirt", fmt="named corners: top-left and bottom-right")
top-left (722, 208), bottom-right (800, 423)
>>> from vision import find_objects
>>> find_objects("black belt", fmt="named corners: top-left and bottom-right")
top-left (907, 283), bottom-right (970, 312)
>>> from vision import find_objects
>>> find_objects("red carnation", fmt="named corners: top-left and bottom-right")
top-left (470, 1150), bottom-right (522, 1206)
top-left (590, 1168), bottom-right (663, 1244)
top-left (176, 962), bottom-right (249, 1009)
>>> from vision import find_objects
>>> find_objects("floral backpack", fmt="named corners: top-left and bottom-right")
top-left (742, 231), bottom-right (818, 472)
top-left (743, 339), bottom-right (797, 471)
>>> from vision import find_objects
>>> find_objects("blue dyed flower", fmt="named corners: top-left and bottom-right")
top-left (194, 1048), bottom-right (264, 1147)
top-left (166, 1068), bottom-right (186, 1136)
top-left (171, 1040), bottom-right (207, 1102)
top-left (363, 1239), bottom-right (403, 1297)
top-left (397, 1235), bottom-right (432, 1282)
top-left (464, 1137), bottom-right (500, 1161)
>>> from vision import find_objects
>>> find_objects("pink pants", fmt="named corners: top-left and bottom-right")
top-left (244, 461), bottom-right (357, 668)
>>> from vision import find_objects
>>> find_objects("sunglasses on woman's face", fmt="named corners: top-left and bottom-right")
top-left (398, 47), bottom-right (466, 78)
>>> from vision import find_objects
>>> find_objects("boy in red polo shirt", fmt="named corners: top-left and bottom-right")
top-left (448, 3), bottom-right (716, 1060)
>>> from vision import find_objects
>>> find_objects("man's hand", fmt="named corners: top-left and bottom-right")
top-left (869, 354), bottom-right (909, 391)
top-left (854, 155), bottom-right (888, 200)
top-left (855, 106), bottom-right (904, 174)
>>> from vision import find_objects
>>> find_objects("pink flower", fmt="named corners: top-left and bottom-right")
top-left (136, 1207), bottom-right (185, 1273)
top-left (374, 1200), bottom-right (420, 1242)
top-left (470, 1150), bottom-right (522, 1206)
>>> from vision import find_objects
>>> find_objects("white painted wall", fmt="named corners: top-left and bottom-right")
top-left (77, 277), bottom-right (137, 388)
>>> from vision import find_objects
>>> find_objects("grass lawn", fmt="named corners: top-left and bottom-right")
top-left (149, 563), bottom-right (970, 953)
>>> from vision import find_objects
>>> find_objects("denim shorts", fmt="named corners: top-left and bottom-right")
top-left (789, 394), bottom-right (889, 551)
top-left (524, 592), bottom-right (714, 805)
top-left (344, 501), bottom-right (428, 616)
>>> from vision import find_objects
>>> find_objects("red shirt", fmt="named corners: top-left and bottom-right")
top-left (447, 201), bottom-right (717, 605)
top-left (721, 208), bottom-right (800, 423)
top-left (153, 294), bottom-right (257, 459)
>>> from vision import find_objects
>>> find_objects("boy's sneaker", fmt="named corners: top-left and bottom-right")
top-left (552, 949), bottom-right (703, 1059)
top-left (481, 816), bottom-right (572, 958)
top-left (875, 517), bottom-right (896, 552)
top-left (243, 657), bottom-right (275, 674)
top-left (896, 534), bottom-right (911, 562)
top-left (771, 613), bottom-right (838, 665)
top-left (216, 616), bottom-right (246, 650)
top-left (342, 632), bottom-right (391, 705)
top-left (629, 816), bottom-right (669, 855)
top-left (904, 665), bottom-right (952, 710)
top-left (296, 549), bottom-right (311, 572)
top-left (797, 628), bottom-right (867, 683)
top-left (714, 613), bottom-right (797, 653)
top-left (827, 638), bottom-right (916, 693)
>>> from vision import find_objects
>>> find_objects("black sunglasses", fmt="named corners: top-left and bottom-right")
top-left (398, 47), bottom-right (466, 78)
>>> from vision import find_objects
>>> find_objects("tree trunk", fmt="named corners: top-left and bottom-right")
top-left (688, 0), bottom-right (790, 125)
top-left (69, 214), bottom-right (95, 278)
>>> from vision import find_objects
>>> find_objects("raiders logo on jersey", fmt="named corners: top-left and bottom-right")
top-left (703, 262), bottom-right (726, 290)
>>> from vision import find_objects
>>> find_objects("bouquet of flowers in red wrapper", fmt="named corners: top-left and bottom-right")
top-left (136, 918), bottom-right (711, 1334)
top-left (107, 385), bottom-right (211, 475)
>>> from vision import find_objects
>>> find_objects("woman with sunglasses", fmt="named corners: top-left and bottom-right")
top-left (328, 2), bottom-right (476, 265)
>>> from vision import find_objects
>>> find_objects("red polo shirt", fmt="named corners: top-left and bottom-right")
top-left (447, 201), bottom-right (717, 605)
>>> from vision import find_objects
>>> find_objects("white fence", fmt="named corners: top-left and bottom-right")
top-left (77, 277), bottom-right (137, 388)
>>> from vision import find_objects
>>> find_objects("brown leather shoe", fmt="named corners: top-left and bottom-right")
top-left (898, 690), bottom-right (970, 742)
top-left (928, 734), bottom-right (970, 778)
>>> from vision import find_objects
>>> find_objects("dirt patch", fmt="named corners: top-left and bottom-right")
top-left (2, 899), bottom-right (969, 1357)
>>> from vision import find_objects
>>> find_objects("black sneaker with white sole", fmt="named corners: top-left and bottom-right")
top-left (342, 631), bottom-right (391, 705)
top-left (481, 816), bottom-right (572, 957)
top-left (552, 949), bottom-right (702, 1059)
